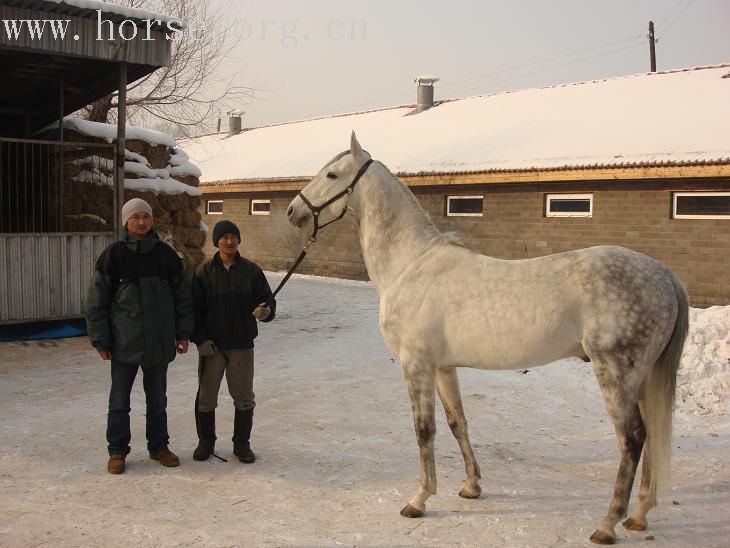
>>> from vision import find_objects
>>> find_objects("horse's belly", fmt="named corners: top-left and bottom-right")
top-left (444, 331), bottom-right (581, 371)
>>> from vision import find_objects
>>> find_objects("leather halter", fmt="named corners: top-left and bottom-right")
top-left (267, 157), bottom-right (373, 305)
top-left (297, 158), bottom-right (374, 243)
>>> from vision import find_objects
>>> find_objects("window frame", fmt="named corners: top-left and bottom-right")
top-left (206, 200), bottom-right (223, 215)
top-left (446, 195), bottom-right (484, 217)
top-left (672, 191), bottom-right (730, 220)
top-left (250, 199), bottom-right (271, 216)
top-left (545, 193), bottom-right (593, 218)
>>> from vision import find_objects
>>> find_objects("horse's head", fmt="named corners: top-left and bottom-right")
top-left (287, 132), bottom-right (372, 238)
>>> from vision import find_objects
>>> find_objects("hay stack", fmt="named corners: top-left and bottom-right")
top-left (62, 120), bottom-right (206, 275)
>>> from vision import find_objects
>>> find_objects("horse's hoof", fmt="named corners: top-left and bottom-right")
top-left (458, 484), bottom-right (482, 499)
top-left (400, 504), bottom-right (424, 518)
top-left (623, 517), bottom-right (647, 531)
top-left (589, 529), bottom-right (616, 545)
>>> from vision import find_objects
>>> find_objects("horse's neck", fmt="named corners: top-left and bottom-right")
top-left (351, 163), bottom-right (441, 291)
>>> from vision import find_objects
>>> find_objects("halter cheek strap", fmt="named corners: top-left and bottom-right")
top-left (298, 158), bottom-right (374, 243)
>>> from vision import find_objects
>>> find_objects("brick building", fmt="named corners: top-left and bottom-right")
top-left (182, 66), bottom-right (730, 306)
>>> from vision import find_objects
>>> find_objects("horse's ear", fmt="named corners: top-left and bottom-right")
top-left (350, 131), bottom-right (366, 161)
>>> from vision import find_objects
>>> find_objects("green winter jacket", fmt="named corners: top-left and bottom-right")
top-left (86, 230), bottom-right (194, 367)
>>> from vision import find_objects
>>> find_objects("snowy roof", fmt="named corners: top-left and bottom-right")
top-left (62, 117), bottom-right (176, 147)
top-left (181, 65), bottom-right (730, 184)
top-left (60, 118), bottom-right (201, 197)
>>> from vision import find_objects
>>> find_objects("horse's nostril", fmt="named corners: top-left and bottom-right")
top-left (287, 205), bottom-right (293, 217)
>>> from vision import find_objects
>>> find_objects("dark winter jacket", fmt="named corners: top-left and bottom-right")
top-left (86, 230), bottom-right (194, 367)
top-left (191, 252), bottom-right (275, 350)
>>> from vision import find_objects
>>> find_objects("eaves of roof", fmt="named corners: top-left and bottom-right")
top-left (199, 160), bottom-right (730, 191)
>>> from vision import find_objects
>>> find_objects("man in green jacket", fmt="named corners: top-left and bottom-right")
top-left (86, 198), bottom-right (194, 474)
top-left (191, 220), bottom-right (275, 463)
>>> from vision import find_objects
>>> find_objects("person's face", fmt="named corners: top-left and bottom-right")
top-left (126, 212), bottom-right (152, 239)
top-left (217, 233), bottom-right (240, 255)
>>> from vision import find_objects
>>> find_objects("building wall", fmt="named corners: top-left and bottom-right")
top-left (201, 191), bottom-right (367, 280)
top-left (419, 183), bottom-right (729, 307)
top-left (200, 181), bottom-right (730, 306)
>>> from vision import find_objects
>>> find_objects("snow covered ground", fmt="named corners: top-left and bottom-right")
top-left (1, 273), bottom-right (728, 547)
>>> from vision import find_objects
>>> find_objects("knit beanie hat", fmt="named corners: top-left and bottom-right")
top-left (212, 219), bottom-right (241, 247)
top-left (121, 198), bottom-right (153, 227)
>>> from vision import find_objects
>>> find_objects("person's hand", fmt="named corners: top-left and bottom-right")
top-left (197, 340), bottom-right (217, 358)
top-left (98, 351), bottom-right (112, 360)
top-left (253, 303), bottom-right (271, 321)
top-left (176, 340), bottom-right (189, 354)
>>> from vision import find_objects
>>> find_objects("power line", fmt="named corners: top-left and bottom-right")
top-left (321, 33), bottom-right (646, 115)
top-left (447, 41), bottom-right (646, 98)
top-left (437, 34), bottom-right (644, 92)
top-left (656, 0), bottom-right (687, 28)
top-left (660, 0), bottom-right (696, 38)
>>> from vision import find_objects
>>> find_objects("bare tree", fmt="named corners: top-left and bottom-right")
top-left (80, 0), bottom-right (252, 136)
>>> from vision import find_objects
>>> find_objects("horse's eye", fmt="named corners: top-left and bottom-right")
top-left (326, 172), bottom-right (338, 180)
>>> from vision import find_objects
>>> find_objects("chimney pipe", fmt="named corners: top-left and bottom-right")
top-left (227, 110), bottom-right (244, 135)
top-left (414, 75), bottom-right (439, 109)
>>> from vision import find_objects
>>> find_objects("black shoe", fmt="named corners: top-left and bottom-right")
top-left (194, 408), bottom-right (216, 462)
top-left (233, 408), bottom-right (255, 463)
top-left (234, 442), bottom-right (256, 463)
top-left (193, 441), bottom-right (214, 461)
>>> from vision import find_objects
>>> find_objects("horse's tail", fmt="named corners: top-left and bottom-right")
top-left (643, 273), bottom-right (689, 505)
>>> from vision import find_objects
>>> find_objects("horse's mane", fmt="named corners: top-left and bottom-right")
top-left (324, 150), bottom-right (351, 167)
top-left (377, 162), bottom-right (466, 249)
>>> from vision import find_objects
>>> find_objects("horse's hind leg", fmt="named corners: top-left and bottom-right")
top-left (435, 367), bottom-right (482, 499)
top-left (400, 360), bottom-right (437, 518)
top-left (590, 364), bottom-right (647, 545)
top-left (623, 400), bottom-right (654, 532)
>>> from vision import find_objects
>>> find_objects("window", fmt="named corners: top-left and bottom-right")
top-left (546, 193), bottom-right (593, 218)
top-left (250, 199), bottom-right (271, 216)
top-left (446, 195), bottom-right (483, 217)
top-left (206, 200), bottom-right (223, 215)
top-left (673, 192), bottom-right (730, 220)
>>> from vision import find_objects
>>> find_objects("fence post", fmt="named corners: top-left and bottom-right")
top-left (114, 63), bottom-right (127, 237)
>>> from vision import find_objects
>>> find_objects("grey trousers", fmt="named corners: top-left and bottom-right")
top-left (197, 347), bottom-right (255, 412)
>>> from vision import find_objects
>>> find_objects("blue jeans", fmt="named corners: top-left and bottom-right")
top-left (107, 360), bottom-right (169, 455)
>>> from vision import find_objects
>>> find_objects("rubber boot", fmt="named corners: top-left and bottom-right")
top-left (233, 408), bottom-right (255, 463)
top-left (193, 409), bottom-right (216, 461)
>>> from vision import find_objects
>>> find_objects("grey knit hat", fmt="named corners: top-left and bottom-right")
top-left (121, 198), bottom-right (153, 227)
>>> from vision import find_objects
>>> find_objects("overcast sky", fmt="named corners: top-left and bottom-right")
top-left (207, 0), bottom-right (730, 129)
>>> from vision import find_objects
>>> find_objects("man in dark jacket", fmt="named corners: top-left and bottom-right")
top-left (191, 219), bottom-right (275, 463)
top-left (86, 198), bottom-right (194, 474)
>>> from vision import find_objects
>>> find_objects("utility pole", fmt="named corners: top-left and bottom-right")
top-left (648, 21), bottom-right (657, 72)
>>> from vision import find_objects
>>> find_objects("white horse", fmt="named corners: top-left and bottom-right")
top-left (286, 133), bottom-right (688, 545)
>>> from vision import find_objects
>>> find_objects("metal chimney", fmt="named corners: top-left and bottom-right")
top-left (227, 110), bottom-right (244, 135)
top-left (414, 75), bottom-right (439, 109)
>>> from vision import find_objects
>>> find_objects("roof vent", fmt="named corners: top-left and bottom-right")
top-left (227, 110), bottom-right (244, 135)
top-left (415, 74), bottom-right (439, 108)
top-left (405, 75), bottom-right (440, 116)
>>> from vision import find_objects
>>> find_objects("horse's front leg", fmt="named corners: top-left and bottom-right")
top-left (400, 360), bottom-right (437, 518)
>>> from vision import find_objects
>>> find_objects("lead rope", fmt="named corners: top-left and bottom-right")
top-left (265, 238), bottom-right (315, 306)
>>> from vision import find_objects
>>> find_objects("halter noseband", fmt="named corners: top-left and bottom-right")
top-left (297, 158), bottom-right (374, 242)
